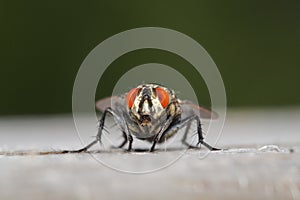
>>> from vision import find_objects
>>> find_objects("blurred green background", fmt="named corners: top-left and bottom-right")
top-left (0, 0), bottom-right (299, 115)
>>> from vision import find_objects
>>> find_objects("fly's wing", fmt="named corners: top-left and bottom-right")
top-left (180, 100), bottom-right (218, 119)
top-left (95, 95), bottom-right (126, 112)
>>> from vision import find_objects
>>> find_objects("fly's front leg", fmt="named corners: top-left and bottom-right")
top-left (150, 117), bottom-right (174, 152)
top-left (72, 107), bottom-right (118, 153)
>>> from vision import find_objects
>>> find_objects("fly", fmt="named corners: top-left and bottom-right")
top-left (73, 83), bottom-right (220, 152)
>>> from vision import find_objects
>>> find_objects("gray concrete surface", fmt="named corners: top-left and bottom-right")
top-left (0, 108), bottom-right (300, 200)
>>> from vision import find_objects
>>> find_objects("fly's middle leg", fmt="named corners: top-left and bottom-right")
top-left (164, 115), bottom-right (221, 151)
top-left (181, 120), bottom-right (200, 149)
top-left (118, 131), bottom-right (128, 148)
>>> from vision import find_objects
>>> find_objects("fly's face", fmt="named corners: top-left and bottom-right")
top-left (126, 84), bottom-right (172, 127)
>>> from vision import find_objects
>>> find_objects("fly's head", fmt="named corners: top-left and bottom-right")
top-left (126, 84), bottom-right (176, 127)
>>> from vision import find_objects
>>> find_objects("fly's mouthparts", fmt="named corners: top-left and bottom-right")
top-left (141, 114), bottom-right (151, 123)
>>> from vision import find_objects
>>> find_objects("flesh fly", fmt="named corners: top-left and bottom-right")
top-left (74, 83), bottom-right (220, 152)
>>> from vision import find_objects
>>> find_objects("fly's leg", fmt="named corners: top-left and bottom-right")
top-left (127, 134), bottom-right (133, 151)
top-left (181, 120), bottom-right (200, 149)
top-left (190, 115), bottom-right (220, 150)
top-left (162, 115), bottom-right (221, 151)
top-left (150, 117), bottom-right (174, 152)
top-left (122, 121), bottom-right (133, 151)
top-left (150, 136), bottom-right (158, 152)
top-left (71, 107), bottom-right (118, 153)
top-left (63, 140), bottom-right (98, 153)
top-left (116, 131), bottom-right (133, 151)
top-left (118, 131), bottom-right (128, 148)
top-left (195, 117), bottom-right (221, 151)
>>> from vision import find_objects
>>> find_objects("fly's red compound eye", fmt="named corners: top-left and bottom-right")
top-left (126, 88), bottom-right (139, 108)
top-left (156, 87), bottom-right (169, 108)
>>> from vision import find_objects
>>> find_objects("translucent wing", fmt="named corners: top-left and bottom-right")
top-left (95, 95), bottom-right (126, 112)
top-left (180, 100), bottom-right (218, 119)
